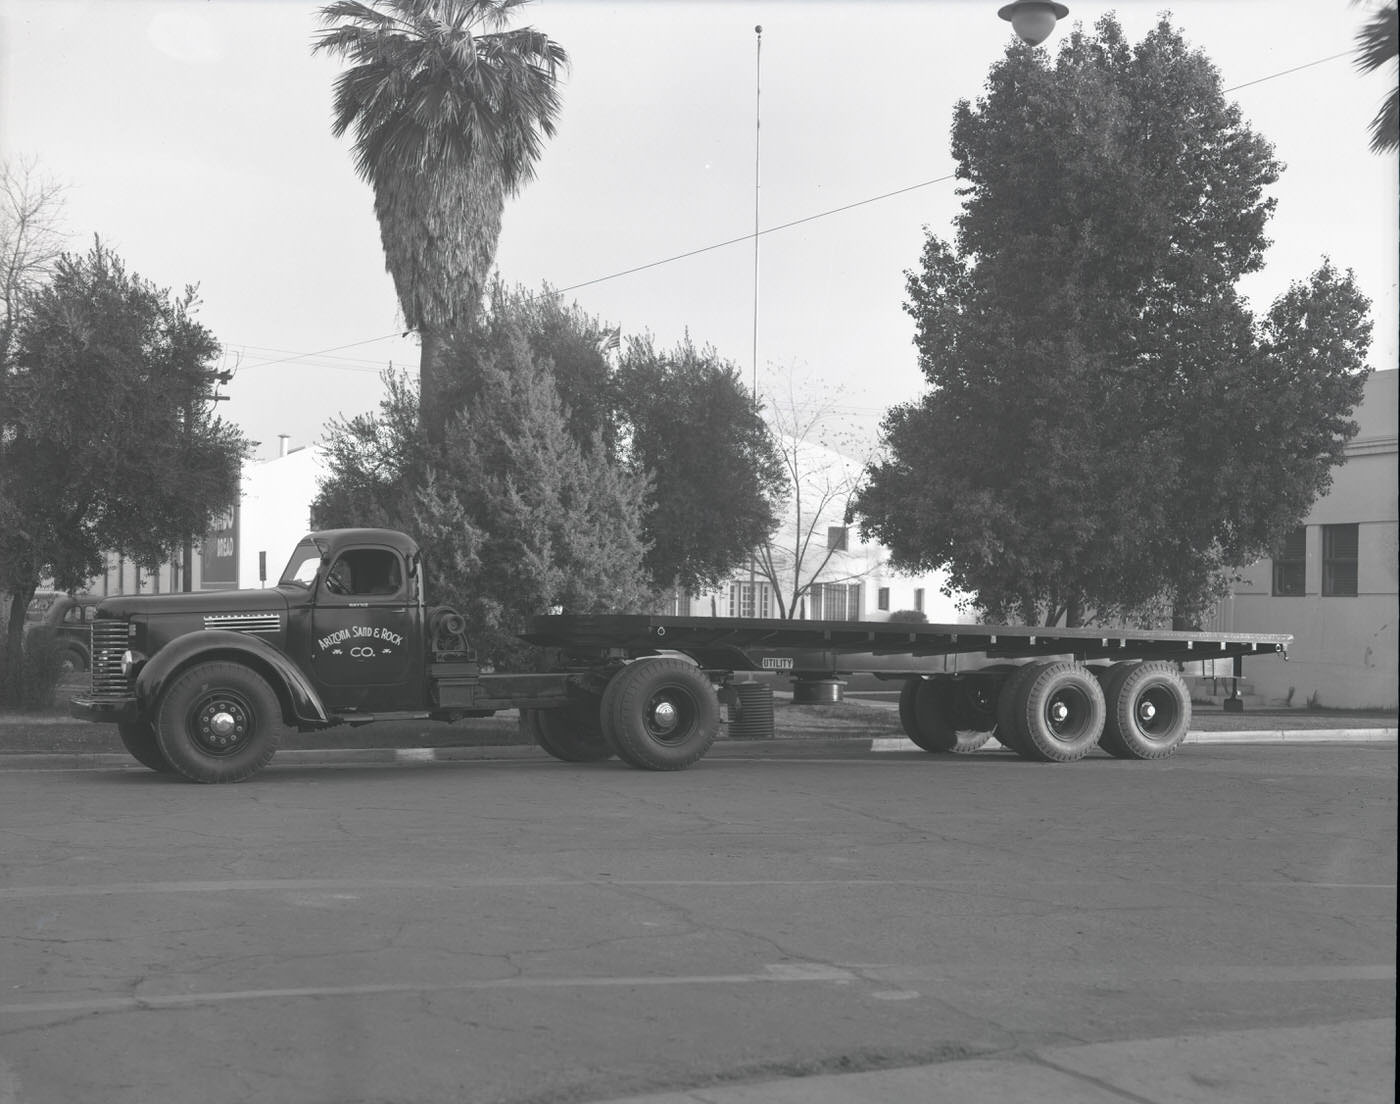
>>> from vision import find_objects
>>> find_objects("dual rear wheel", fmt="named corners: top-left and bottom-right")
top-left (527, 659), bottom-right (721, 771)
top-left (901, 660), bottom-right (1191, 763)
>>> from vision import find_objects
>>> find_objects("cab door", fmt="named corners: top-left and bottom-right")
top-left (307, 544), bottom-right (420, 711)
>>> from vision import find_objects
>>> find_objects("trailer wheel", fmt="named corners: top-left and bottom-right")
top-left (949, 677), bottom-right (997, 753)
top-left (904, 680), bottom-right (956, 752)
top-left (1100, 661), bottom-right (1191, 760)
top-left (520, 701), bottom-right (614, 763)
top-left (1094, 662), bottom-right (1139, 757)
top-left (993, 662), bottom-right (1053, 755)
top-left (601, 659), bottom-right (719, 770)
top-left (1013, 662), bottom-right (1106, 762)
top-left (897, 679), bottom-right (922, 740)
top-left (118, 718), bottom-right (173, 773)
top-left (155, 662), bottom-right (282, 783)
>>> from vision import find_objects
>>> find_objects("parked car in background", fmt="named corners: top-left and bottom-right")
top-left (25, 592), bottom-right (102, 673)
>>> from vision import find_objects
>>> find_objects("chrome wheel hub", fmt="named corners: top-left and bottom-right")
top-left (651, 700), bottom-right (678, 734)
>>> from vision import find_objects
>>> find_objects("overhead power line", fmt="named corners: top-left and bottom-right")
top-left (232, 48), bottom-right (1354, 374)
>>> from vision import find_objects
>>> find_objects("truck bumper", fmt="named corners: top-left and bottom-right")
top-left (69, 695), bottom-right (139, 724)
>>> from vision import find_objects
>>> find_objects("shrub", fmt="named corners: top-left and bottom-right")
top-left (0, 627), bottom-right (68, 712)
top-left (888, 609), bottom-right (928, 624)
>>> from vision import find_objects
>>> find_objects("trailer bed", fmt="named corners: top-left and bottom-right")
top-left (524, 614), bottom-right (1291, 675)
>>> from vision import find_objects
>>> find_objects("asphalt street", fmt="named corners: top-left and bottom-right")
top-left (1, 741), bottom-right (1394, 1104)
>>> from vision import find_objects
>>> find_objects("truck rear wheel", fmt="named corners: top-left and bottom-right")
top-left (118, 718), bottom-right (172, 773)
top-left (1100, 661), bottom-right (1191, 760)
top-left (155, 662), bottom-right (282, 783)
top-left (993, 661), bottom-right (1053, 755)
top-left (1012, 662), bottom-right (1106, 762)
top-left (601, 659), bottom-right (718, 771)
top-left (520, 700), bottom-right (614, 763)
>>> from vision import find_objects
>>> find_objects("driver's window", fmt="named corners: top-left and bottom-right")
top-left (325, 549), bottom-right (403, 598)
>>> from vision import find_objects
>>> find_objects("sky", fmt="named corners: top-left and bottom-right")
top-left (2, 0), bottom-right (1396, 464)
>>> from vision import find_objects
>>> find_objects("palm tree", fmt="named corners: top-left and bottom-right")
top-left (314, 0), bottom-right (568, 443)
top-left (1353, 1), bottom-right (1398, 153)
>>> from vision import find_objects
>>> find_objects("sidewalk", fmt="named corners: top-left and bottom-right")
top-left (588, 1017), bottom-right (1395, 1104)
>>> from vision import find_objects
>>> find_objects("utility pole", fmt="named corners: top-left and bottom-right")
top-left (181, 368), bottom-right (232, 591)
top-left (747, 24), bottom-right (763, 616)
top-left (752, 24), bottom-right (762, 402)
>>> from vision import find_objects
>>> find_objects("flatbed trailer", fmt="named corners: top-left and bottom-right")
top-left (523, 614), bottom-right (1291, 763)
top-left (70, 527), bottom-right (1292, 780)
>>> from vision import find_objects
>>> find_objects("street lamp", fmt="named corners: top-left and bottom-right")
top-left (997, 1), bottom-right (1069, 46)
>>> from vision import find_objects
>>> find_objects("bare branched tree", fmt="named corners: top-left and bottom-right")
top-left (0, 158), bottom-right (68, 368)
top-left (753, 372), bottom-right (879, 620)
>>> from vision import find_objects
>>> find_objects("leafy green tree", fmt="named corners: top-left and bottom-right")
top-left (313, 312), bottom-right (652, 668)
top-left (616, 335), bottom-right (787, 595)
top-left (431, 332), bottom-right (651, 665)
top-left (1, 239), bottom-right (251, 691)
top-left (854, 15), bottom-right (1372, 628)
top-left (1353, 1), bottom-right (1398, 152)
top-left (471, 281), bottom-right (618, 452)
top-left (313, 0), bottom-right (568, 445)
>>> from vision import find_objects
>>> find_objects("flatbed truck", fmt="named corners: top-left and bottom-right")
top-left (70, 527), bottom-right (1291, 782)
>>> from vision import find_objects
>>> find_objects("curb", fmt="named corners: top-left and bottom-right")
top-left (2, 731), bottom-right (1395, 772)
top-left (871, 728), bottom-right (1398, 752)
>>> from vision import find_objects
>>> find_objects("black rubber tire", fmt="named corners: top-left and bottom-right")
top-left (600, 658), bottom-right (719, 771)
top-left (1100, 661), bottom-right (1192, 760)
top-left (1013, 661), bottom-right (1106, 763)
top-left (155, 662), bottom-right (282, 783)
top-left (908, 679), bottom-right (957, 752)
top-left (947, 677), bottom-right (997, 753)
top-left (1094, 662), bottom-right (1140, 757)
top-left (897, 678), bottom-right (922, 740)
top-left (118, 718), bottom-right (173, 773)
top-left (993, 662), bottom-right (1054, 755)
top-left (520, 699), bottom-right (614, 762)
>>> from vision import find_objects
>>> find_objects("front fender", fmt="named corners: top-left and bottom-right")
top-left (135, 630), bottom-right (329, 726)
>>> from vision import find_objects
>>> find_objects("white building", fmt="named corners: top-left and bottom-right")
top-left (236, 439), bottom-right (323, 589)
top-left (672, 436), bottom-right (966, 624)
top-left (1210, 369), bottom-right (1398, 710)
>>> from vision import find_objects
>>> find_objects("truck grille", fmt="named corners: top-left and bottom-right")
top-left (89, 619), bottom-right (130, 696)
top-left (203, 612), bottom-right (281, 634)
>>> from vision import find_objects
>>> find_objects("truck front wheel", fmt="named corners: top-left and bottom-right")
top-left (118, 719), bottom-right (172, 773)
top-left (601, 659), bottom-right (719, 770)
top-left (155, 662), bottom-right (282, 783)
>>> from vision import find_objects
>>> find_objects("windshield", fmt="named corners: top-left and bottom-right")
top-left (278, 538), bottom-right (327, 589)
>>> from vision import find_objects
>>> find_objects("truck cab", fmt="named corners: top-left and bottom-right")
top-left (278, 529), bottom-right (426, 713)
top-left (71, 528), bottom-right (456, 781)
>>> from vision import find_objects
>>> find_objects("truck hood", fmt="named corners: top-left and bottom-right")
top-left (94, 587), bottom-right (293, 621)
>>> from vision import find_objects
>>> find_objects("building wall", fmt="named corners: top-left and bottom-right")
top-left (1223, 369), bottom-right (1398, 709)
top-left (236, 445), bottom-right (324, 589)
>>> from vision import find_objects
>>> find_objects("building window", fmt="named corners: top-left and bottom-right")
top-left (658, 591), bottom-right (692, 616)
top-left (827, 526), bottom-right (848, 551)
top-left (1322, 523), bottom-right (1359, 597)
top-left (913, 588), bottom-right (925, 613)
top-left (729, 582), bottom-right (771, 618)
top-left (877, 587), bottom-right (890, 611)
top-left (1272, 526), bottom-right (1306, 596)
top-left (809, 582), bottom-right (861, 621)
